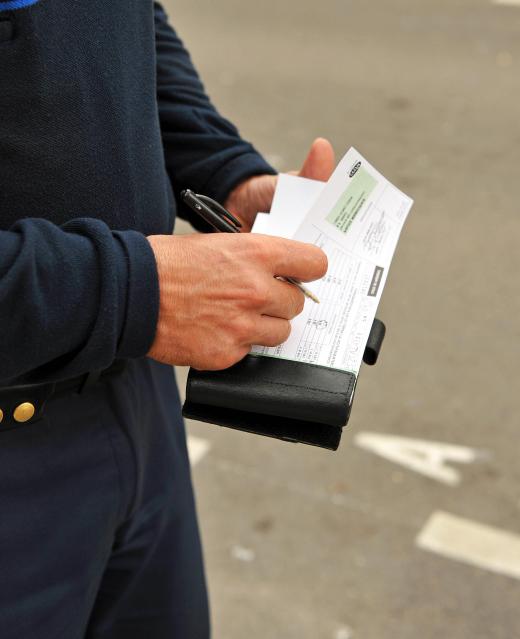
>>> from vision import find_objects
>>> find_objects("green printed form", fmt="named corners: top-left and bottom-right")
top-left (251, 147), bottom-right (414, 375)
top-left (326, 167), bottom-right (377, 233)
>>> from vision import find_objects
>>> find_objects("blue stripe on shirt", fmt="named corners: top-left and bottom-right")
top-left (0, 0), bottom-right (40, 10)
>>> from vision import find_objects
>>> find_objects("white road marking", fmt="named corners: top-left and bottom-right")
top-left (230, 545), bottom-right (256, 562)
top-left (493, 0), bottom-right (520, 6)
top-left (417, 511), bottom-right (520, 580)
top-left (354, 432), bottom-right (485, 485)
top-left (334, 627), bottom-right (353, 639)
top-left (187, 435), bottom-right (211, 466)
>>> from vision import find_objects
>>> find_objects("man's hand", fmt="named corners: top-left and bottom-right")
top-left (225, 137), bottom-right (336, 231)
top-left (146, 233), bottom-right (327, 370)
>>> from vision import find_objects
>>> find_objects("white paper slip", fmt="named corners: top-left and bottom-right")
top-left (252, 147), bottom-right (413, 375)
top-left (252, 174), bottom-right (325, 239)
top-left (251, 212), bottom-right (276, 236)
top-left (269, 174), bottom-right (325, 237)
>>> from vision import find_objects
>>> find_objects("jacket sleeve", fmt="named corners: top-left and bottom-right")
top-left (0, 218), bottom-right (159, 385)
top-left (154, 3), bottom-right (276, 229)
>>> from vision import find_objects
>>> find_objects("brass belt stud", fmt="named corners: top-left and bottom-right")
top-left (13, 402), bottom-right (36, 423)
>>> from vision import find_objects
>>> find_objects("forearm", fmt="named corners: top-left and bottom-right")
top-left (154, 3), bottom-right (276, 228)
top-left (0, 218), bottom-right (158, 384)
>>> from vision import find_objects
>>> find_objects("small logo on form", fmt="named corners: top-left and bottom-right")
top-left (349, 161), bottom-right (361, 178)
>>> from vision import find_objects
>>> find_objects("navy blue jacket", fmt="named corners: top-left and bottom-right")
top-left (0, 1), bottom-right (274, 384)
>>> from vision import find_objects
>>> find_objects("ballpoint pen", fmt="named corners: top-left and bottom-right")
top-left (181, 189), bottom-right (320, 304)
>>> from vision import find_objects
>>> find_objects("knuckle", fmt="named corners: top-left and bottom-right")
top-left (294, 292), bottom-right (305, 316)
top-left (247, 280), bottom-right (270, 307)
top-left (281, 320), bottom-right (292, 343)
top-left (227, 345), bottom-right (251, 368)
top-left (233, 315), bottom-right (255, 342)
top-left (282, 288), bottom-right (305, 319)
top-left (266, 320), bottom-right (290, 346)
top-left (249, 235), bottom-right (271, 261)
top-left (208, 343), bottom-right (246, 370)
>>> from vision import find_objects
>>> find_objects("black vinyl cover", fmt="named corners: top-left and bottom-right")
top-left (182, 319), bottom-right (385, 451)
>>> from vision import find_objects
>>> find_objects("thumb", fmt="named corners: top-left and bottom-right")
top-left (298, 137), bottom-right (336, 181)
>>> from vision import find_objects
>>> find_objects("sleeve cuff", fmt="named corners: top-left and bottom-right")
top-left (113, 230), bottom-right (160, 359)
top-left (201, 150), bottom-right (277, 205)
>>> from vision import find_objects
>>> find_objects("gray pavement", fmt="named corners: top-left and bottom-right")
top-left (164, 0), bottom-right (520, 637)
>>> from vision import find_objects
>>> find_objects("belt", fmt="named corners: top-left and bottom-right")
top-left (0, 360), bottom-right (127, 428)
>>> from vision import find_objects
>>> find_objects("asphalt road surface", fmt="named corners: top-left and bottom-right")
top-left (164, 1), bottom-right (520, 637)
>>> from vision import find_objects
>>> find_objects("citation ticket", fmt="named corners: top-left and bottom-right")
top-left (252, 147), bottom-right (413, 376)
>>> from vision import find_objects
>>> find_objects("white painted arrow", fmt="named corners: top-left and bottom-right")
top-left (355, 432), bottom-right (485, 485)
top-left (417, 511), bottom-right (520, 581)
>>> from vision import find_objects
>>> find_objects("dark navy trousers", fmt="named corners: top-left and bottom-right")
top-left (0, 358), bottom-right (210, 639)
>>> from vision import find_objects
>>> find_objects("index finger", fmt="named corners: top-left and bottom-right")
top-left (267, 237), bottom-right (328, 282)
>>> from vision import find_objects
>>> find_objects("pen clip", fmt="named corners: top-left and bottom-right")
top-left (181, 189), bottom-right (242, 232)
top-left (196, 194), bottom-right (242, 230)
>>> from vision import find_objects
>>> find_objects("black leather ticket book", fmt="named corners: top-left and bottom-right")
top-left (183, 319), bottom-right (386, 451)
